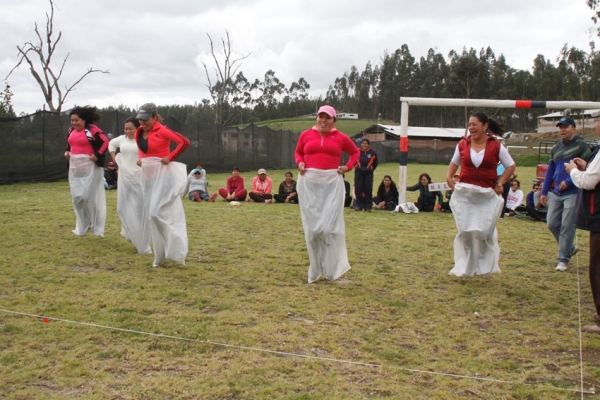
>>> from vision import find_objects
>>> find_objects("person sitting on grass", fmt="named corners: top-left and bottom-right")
top-left (504, 179), bottom-right (524, 217)
top-left (218, 166), bottom-right (247, 202)
top-left (274, 171), bottom-right (298, 204)
top-left (406, 172), bottom-right (443, 212)
top-left (104, 161), bottom-right (118, 190)
top-left (373, 175), bottom-right (399, 211)
top-left (188, 169), bottom-right (216, 202)
top-left (248, 169), bottom-right (273, 203)
top-left (520, 182), bottom-right (546, 222)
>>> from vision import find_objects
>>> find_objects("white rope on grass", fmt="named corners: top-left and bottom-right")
top-left (0, 308), bottom-right (595, 395)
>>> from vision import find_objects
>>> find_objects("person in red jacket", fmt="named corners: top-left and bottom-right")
top-left (218, 167), bottom-right (248, 201)
top-left (445, 111), bottom-right (515, 277)
top-left (135, 103), bottom-right (190, 267)
top-left (295, 105), bottom-right (360, 283)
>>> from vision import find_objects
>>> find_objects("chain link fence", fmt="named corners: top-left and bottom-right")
top-left (0, 110), bottom-right (303, 184)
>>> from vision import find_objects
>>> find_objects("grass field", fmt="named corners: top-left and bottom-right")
top-left (1, 163), bottom-right (599, 399)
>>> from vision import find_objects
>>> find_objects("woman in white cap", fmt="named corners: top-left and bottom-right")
top-left (108, 117), bottom-right (151, 254)
top-left (135, 103), bottom-right (190, 267)
top-left (248, 169), bottom-right (273, 202)
top-left (295, 105), bottom-right (360, 283)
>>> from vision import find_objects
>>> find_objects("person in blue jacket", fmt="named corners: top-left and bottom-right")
top-left (354, 139), bottom-right (378, 211)
top-left (539, 116), bottom-right (591, 272)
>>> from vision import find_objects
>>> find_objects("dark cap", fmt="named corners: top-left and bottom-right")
top-left (136, 103), bottom-right (157, 120)
top-left (556, 116), bottom-right (576, 128)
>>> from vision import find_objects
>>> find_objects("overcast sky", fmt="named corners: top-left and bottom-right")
top-left (1, 0), bottom-right (597, 115)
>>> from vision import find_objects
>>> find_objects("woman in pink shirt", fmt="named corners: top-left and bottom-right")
top-left (248, 169), bottom-right (273, 203)
top-left (295, 105), bottom-right (360, 283)
top-left (64, 106), bottom-right (109, 236)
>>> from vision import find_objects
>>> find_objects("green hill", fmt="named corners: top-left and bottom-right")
top-left (237, 118), bottom-right (393, 136)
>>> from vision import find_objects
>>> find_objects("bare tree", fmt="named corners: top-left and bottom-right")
top-left (202, 31), bottom-right (251, 125)
top-left (5, 0), bottom-right (109, 112)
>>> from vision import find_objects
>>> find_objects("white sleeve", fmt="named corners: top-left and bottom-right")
top-left (571, 153), bottom-right (600, 190)
top-left (499, 145), bottom-right (514, 167)
top-left (515, 189), bottom-right (523, 206)
top-left (108, 135), bottom-right (123, 153)
top-left (450, 144), bottom-right (461, 166)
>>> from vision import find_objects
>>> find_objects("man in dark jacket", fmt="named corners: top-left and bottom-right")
top-left (540, 117), bottom-right (591, 272)
top-left (104, 161), bottom-right (118, 190)
top-left (354, 139), bottom-right (378, 212)
top-left (566, 119), bottom-right (600, 333)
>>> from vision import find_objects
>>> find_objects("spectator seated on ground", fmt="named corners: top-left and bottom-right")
top-left (342, 175), bottom-right (353, 208)
top-left (406, 172), bottom-right (443, 212)
top-left (104, 161), bottom-right (118, 190)
top-left (504, 179), bottom-right (524, 216)
top-left (274, 171), bottom-right (298, 204)
top-left (373, 175), bottom-right (399, 211)
top-left (519, 182), bottom-right (547, 222)
top-left (248, 169), bottom-right (273, 203)
top-left (441, 173), bottom-right (459, 213)
top-left (218, 166), bottom-right (247, 201)
top-left (188, 169), bottom-right (216, 202)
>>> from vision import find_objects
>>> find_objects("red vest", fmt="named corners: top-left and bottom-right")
top-left (458, 135), bottom-right (501, 189)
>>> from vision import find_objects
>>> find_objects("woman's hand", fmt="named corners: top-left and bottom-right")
top-left (64, 151), bottom-right (70, 160)
top-left (298, 162), bottom-right (306, 175)
top-left (89, 154), bottom-right (98, 162)
top-left (161, 156), bottom-right (171, 165)
top-left (137, 159), bottom-right (142, 167)
top-left (494, 184), bottom-right (503, 196)
top-left (337, 165), bottom-right (349, 175)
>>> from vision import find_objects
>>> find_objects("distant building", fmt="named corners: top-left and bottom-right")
top-left (537, 110), bottom-right (600, 133)
top-left (353, 124), bottom-right (469, 163)
top-left (298, 112), bottom-right (358, 119)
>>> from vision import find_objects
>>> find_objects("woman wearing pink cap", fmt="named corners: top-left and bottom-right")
top-left (295, 105), bottom-right (360, 283)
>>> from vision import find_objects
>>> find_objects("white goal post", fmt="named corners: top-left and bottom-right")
top-left (396, 97), bottom-right (600, 204)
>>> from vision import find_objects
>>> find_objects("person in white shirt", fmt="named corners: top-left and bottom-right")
top-left (504, 179), bottom-right (524, 216)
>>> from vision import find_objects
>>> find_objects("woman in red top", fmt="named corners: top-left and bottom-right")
top-left (135, 103), bottom-right (190, 267)
top-left (445, 112), bottom-right (515, 277)
top-left (295, 105), bottom-right (360, 283)
top-left (64, 106), bottom-right (109, 236)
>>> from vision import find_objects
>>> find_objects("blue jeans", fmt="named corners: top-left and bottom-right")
top-left (546, 192), bottom-right (577, 263)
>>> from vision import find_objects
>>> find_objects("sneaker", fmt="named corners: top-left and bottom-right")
top-left (208, 193), bottom-right (218, 202)
top-left (555, 262), bottom-right (568, 272)
top-left (571, 246), bottom-right (579, 257)
top-left (408, 203), bottom-right (419, 213)
top-left (265, 199), bottom-right (272, 204)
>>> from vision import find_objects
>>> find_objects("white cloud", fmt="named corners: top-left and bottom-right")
top-left (1, 0), bottom-right (597, 114)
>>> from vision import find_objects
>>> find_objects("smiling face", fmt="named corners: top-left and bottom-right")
top-left (468, 116), bottom-right (488, 140)
top-left (124, 121), bottom-right (137, 138)
top-left (420, 176), bottom-right (430, 186)
top-left (361, 141), bottom-right (370, 151)
top-left (139, 116), bottom-right (157, 133)
top-left (285, 173), bottom-right (293, 183)
top-left (383, 177), bottom-right (391, 188)
top-left (316, 112), bottom-right (335, 135)
top-left (70, 114), bottom-right (85, 131)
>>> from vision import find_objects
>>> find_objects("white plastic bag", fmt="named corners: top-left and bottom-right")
top-left (448, 183), bottom-right (504, 277)
top-left (298, 169), bottom-right (351, 283)
top-left (140, 158), bottom-right (188, 266)
top-left (68, 155), bottom-right (106, 236)
top-left (116, 152), bottom-right (151, 254)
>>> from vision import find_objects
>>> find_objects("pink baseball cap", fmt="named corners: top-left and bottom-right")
top-left (317, 105), bottom-right (336, 119)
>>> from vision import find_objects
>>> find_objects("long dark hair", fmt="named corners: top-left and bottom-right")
top-left (471, 111), bottom-right (504, 136)
top-left (377, 175), bottom-right (399, 198)
top-left (70, 106), bottom-right (101, 125)
top-left (124, 116), bottom-right (140, 128)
